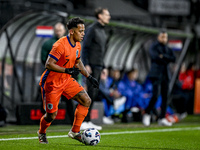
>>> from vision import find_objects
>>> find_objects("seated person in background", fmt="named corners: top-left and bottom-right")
top-left (141, 77), bottom-right (153, 110)
top-left (179, 62), bottom-right (195, 91)
top-left (108, 67), bottom-right (121, 90)
top-left (178, 62), bottom-right (196, 114)
top-left (108, 68), bottom-right (125, 116)
top-left (117, 68), bottom-right (144, 122)
top-left (99, 68), bottom-right (121, 124)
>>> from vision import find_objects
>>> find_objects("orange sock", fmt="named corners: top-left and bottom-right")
top-left (72, 104), bottom-right (89, 133)
top-left (39, 115), bottom-right (51, 134)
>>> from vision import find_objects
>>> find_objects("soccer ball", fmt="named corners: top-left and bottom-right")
top-left (82, 128), bottom-right (100, 146)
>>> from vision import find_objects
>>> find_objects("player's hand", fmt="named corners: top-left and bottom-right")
top-left (87, 75), bottom-right (99, 89)
top-left (65, 67), bottom-right (80, 76)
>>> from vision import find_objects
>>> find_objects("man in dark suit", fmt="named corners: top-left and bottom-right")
top-left (142, 30), bottom-right (176, 126)
top-left (81, 7), bottom-right (111, 130)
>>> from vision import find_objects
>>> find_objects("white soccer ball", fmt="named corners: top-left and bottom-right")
top-left (82, 128), bottom-right (101, 146)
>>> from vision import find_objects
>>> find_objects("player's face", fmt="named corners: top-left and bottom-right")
top-left (158, 33), bottom-right (168, 45)
top-left (73, 24), bottom-right (85, 42)
top-left (99, 9), bottom-right (111, 25)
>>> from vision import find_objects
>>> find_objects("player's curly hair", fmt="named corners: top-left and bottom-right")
top-left (67, 17), bottom-right (84, 30)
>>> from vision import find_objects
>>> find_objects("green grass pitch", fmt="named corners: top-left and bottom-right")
top-left (0, 115), bottom-right (200, 150)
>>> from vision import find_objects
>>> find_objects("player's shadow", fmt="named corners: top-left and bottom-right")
top-left (68, 144), bottom-right (184, 150)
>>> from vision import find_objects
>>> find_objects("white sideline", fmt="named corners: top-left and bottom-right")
top-left (0, 127), bottom-right (200, 141)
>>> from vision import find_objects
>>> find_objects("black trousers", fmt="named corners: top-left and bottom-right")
top-left (145, 76), bottom-right (169, 119)
top-left (84, 66), bottom-right (103, 121)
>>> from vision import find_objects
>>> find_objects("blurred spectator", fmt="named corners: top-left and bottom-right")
top-left (142, 30), bottom-right (176, 126)
top-left (41, 22), bottom-right (66, 65)
top-left (178, 62), bottom-right (196, 114)
top-left (108, 68), bottom-right (121, 90)
top-left (179, 62), bottom-right (195, 90)
top-left (141, 77), bottom-right (153, 110)
top-left (99, 68), bottom-right (122, 124)
top-left (99, 69), bottom-right (114, 124)
top-left (108, 68), bottom-right (127, 120)
top-left (81, 7), bottom-right (111, 130)
top-left (117, 68), bottom-right (144, 122)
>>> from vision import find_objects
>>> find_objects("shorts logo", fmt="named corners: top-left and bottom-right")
top-left (76, 50), bottom-right (79, 58)
top-left (47, 103), bottom-right (53, 110)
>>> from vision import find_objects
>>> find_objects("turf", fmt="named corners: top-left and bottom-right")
top-left (0, 115), bottom-right (200, 150)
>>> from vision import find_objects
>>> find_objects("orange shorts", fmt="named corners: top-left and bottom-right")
top-left (41, 77), bottom-right (84, 113)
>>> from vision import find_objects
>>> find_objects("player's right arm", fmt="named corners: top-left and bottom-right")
top-left (45, 56), bottom-right (65, 73)
top-left (45, 41), bottom-right (66, 73)
top-left (45, 56), bottom-right (80, 76)
top-left (46, 41), bottom-right (80, 76)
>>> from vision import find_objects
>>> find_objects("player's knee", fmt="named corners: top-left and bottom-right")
top-left (82, 96), bottom-right (91, 107)
top-left (74, 91), bottom-right (91, 107)
top-left (86, 97), bottom-right (91, 106)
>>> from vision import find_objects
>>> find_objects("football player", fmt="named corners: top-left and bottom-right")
top-left (37, 17), bottom-right (99, 144)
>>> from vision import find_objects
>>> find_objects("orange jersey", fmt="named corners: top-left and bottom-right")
top-left (40, 36), bottom-right (81, 88)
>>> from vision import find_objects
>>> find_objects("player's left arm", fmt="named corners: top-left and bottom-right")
top-left (75, 58), bottom-right (99, 88)
top-left (75, 58), bottom-right (90, 77)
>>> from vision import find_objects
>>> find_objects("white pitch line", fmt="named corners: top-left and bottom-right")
top-left (0, 127), bottom-right (200, 141)
top-left (101, 127), bottom-right (200, 135)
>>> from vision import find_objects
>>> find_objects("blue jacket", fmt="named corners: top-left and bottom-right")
top-left (117, 75), bottom-right (144, 109)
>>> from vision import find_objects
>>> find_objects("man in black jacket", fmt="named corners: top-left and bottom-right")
top-left (142, 30), bottom-right (176, 126)
top-left (81, 7), bottom-right (111, 130)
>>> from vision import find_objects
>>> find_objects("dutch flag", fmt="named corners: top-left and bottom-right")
top-left (35, 26), bottom-right (54, 37)
top-left (168, 40), bottom-right (183, 51)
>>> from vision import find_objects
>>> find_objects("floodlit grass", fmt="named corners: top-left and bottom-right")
top-left (0, 115), bottom-right (200, 150)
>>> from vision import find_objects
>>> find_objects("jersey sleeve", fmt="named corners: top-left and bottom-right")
top-left (49, 42), bottom-right (64, 61)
